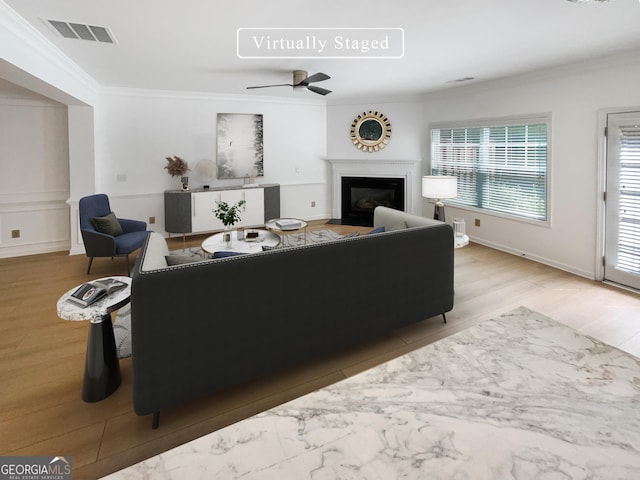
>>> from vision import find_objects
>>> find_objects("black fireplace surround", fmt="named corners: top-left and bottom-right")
top-left (340, 176), bottom-right (405, 226)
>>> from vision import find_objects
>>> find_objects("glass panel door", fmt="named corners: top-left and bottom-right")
top-left (604, 112), bottom-right (640, 290)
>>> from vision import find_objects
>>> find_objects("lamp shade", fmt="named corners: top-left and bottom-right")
top-left (422, 176), bottom-right (457, 199)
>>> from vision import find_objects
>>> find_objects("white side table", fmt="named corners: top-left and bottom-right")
top-left (265, 218), bottom-right (308, 245)
top-left (57, 276), bottom-right (131, 402)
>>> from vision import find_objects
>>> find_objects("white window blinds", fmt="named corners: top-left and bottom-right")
top-left (430, 120), bottom-right (548, 222)
top-left (616, 124), bottom-right (640, 273)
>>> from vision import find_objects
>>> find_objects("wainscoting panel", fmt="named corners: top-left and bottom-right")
top-left (0, 191), bottom-right (70, 258)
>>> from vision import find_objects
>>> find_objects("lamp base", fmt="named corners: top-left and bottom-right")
top-left (433, 204), bottom-right (446, 222)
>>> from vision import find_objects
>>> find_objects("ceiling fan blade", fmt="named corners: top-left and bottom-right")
top-left (307, 85), bottom-right (332, 96)
top-left (246, 83), bottom-right (293, 90)
top-left (299, 72), bottom-right (330, 85)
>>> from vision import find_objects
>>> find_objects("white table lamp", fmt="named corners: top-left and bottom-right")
top-left (422, 176), bottom-right (457, 222)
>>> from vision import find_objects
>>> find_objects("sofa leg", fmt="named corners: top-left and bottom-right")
top-left (87, 257), bottom-right (94, 275)
top-left (442, 313), bottom-right (447, 324)
top-left (152, 411), bottom-right (160, 429)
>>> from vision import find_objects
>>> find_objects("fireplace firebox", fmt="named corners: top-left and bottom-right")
top-left (340, 176), bottom-right (405, 226)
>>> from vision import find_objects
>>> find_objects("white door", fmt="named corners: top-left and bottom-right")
top-left (604, 112), bottom-right (640, 290)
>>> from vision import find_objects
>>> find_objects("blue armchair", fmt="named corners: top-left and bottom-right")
top-left (79, 194), bottom-right (151, 275)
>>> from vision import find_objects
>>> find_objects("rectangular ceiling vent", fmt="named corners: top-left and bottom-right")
top-left (46, 19), bottom-right (116, 44)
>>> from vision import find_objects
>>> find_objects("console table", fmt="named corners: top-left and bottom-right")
top-left (164, 184), bottom-right (280, 234)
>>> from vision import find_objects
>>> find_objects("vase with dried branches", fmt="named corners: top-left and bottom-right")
top-left (164, 156), bottom-right (190, 191)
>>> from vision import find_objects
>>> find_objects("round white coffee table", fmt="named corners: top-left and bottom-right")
top-left (201, 229), bottom-right (280, 255)
top-left (57, 276), bottom-right (131, 402)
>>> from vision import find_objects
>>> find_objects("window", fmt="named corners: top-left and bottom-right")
top-left (430, 118), bottom-right (549, 222)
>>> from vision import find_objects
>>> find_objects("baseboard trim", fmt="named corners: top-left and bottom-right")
top-left (469, 236), bottom-right (595, 280)
top-left (0, 241), bottom-right (69, 259)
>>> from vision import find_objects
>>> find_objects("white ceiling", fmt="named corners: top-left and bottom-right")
top-left (4, 0), bottom-right (640, 102)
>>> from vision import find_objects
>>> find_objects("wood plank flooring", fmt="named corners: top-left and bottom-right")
top-left (1, 221), bottom-right (639, 479)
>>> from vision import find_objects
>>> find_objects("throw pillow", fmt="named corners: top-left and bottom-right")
top-left (166, 254), bottom-right (198, 266)
top-left (367, 226), bottom-right (385, 235)
top-left (389, 221), bottom-right (408, 231)
top-left (213, 251), bottom-right (247, 258)
top-left (92, 212), bottom-right (123, 236)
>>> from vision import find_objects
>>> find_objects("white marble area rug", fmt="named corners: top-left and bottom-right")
top-left (104, 307), bottom-right (640, 479)
top-left (281, 228), bottom-right (351, 247)
top-left (113, 303), bottom-right (131, 359)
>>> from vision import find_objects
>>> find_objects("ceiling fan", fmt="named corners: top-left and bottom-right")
top-left (246, 70), bottom-right (331, 96)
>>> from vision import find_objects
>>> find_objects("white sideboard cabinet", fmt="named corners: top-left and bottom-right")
top-left (164, 184), bottom-right (280, 234)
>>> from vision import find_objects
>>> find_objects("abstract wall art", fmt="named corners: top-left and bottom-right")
top-left (216, 113), bottom-right (264, 180)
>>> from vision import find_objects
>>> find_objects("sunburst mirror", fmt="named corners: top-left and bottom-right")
top-left (350, 111), bottom-right (392, 152)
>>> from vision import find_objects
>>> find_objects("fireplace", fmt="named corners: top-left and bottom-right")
top-left (340, 176), bottom-right (405, 226)
top-left (327, 158), bottom-right (420, 223)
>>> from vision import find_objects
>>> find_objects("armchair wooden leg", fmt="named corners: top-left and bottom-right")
top-left (87, 257), bottom-right (94, 275)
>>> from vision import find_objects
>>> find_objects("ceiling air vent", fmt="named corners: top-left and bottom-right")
top-left (47, 20), bottom-right (116, 44)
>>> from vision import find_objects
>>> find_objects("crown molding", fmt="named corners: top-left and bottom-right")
top-left (0, 95), bottom-right (65, 107)
top-left (0, 0), bottom-right (100, 104)
top-left (327, 93), bottom-right (424, 106)
top-left (98, 86), bottom-right (328, 106)
top-left (421, 48), bottom-right (640, 101)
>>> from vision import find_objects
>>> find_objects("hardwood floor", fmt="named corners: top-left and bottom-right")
top-left (1, 221), bottom-right (639, 479)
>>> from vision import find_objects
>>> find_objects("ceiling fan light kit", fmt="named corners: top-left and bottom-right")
top-left (246, 70), bottom-right (332, 96)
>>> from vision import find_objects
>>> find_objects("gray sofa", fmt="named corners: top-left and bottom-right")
top-left (130, 206), bottom-right (454, 428)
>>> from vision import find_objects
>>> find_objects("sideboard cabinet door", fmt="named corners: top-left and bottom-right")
top-left (192, 188), bottom-right (266, 232)
top-left (164, 191), bottom-right (192, 233)
top-left (237, 188), bottom-right (265, 227)
top-left (192, 191), bottom-right (224, 232)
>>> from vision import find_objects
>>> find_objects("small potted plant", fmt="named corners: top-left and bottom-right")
top-left (164, 155), bottom-right (190, 191)
top-left (213, 200), bottom-right (246, 244)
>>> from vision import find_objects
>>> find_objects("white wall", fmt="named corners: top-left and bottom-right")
top-left (327, 99), bottom-right (424, 161)
top-left (326, 54), bottom-right (640, 279)
top-left (94, 90), bottom-right (328, 235)
top-left (326, 99), bottom-right (424, 215)
top-left (4, 0), bottom-right (639, 273)
top-left (420, 54), bottom-right (640, 279)
top-left (1, 0), bottom-right (99, 257)
top-left (0, 97), bottom-right (70, 257)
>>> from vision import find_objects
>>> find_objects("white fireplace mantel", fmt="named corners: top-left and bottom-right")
top-left (325, 158), bottom-right (422, 219)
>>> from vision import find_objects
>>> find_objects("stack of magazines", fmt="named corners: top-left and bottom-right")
top-left (66, 278), bottom-right (128, 308)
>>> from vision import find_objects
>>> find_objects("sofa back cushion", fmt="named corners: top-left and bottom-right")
top-left (373, 206), bottom-right (441, 230)
top-left (141, 232), bottom-right (170, 271)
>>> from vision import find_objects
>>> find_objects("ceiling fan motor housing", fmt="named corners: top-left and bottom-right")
top-left (293, 70), bottom-right (308, 88)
